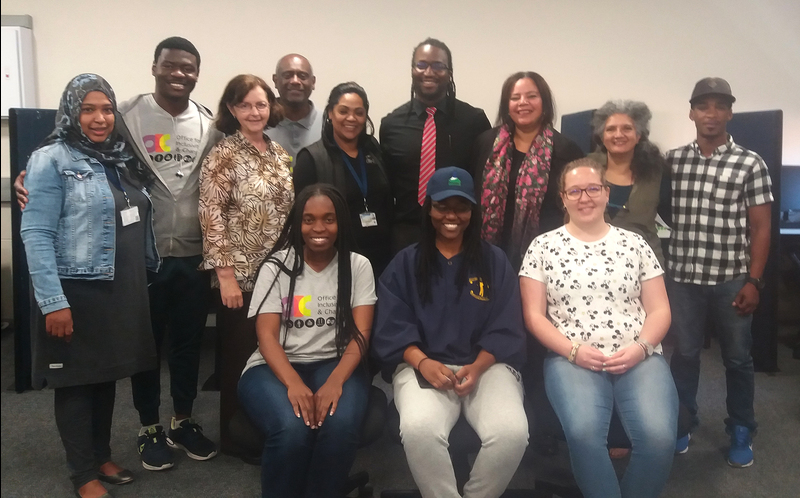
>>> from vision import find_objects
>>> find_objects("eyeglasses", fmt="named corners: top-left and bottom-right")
top-left (413, 61), bottom-right (449, 72)
top-left (234, 102), bottom-right (269, 112)
top-left (563, 184), bottom-right (605, 200)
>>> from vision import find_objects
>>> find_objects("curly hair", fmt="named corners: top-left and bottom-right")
top-left (591, 100), bottom-right (666, 182)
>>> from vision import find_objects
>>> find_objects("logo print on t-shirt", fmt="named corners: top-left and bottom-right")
top-left (281, 295), bottom-right (312, 318)
top-left (143, 134), bottom-right (171, 153)
top-left (292, 295), bottom-right (311, 317)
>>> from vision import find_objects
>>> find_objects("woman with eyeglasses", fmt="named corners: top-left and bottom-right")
top-left (293, 82), bottom-right (393, 277)
top-left (471, 71), bottom-right (584, 271)
top-left (588, 100), bottom-right (670, 266)
top-left (519, 158), bottom-right (677, 498)
top-left (373, 167), bottom-right (528, 498)
top-left (199, 74), bottom-right (294, 455)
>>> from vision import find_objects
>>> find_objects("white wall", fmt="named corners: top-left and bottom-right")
top-left (1, 0), bottom-right (799, 319)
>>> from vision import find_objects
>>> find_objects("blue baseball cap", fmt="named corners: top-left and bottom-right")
top-left (427, 166), bottom-right (476, 204)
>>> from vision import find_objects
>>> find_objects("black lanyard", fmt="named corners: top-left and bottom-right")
top-left (339, 149), bottom-right (368, 198)
top-left (104, 164), bottom-right (132, 208)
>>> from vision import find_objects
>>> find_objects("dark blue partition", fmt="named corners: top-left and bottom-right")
top-left (561, 109), bottom-right (596, 155)
top-left (9, 108), bottom-right (57, 392)
top-left (728, 110), bottom-right (783, 373)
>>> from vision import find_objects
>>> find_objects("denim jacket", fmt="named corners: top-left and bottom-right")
top-left (20, 142), bottom-right (160, 314)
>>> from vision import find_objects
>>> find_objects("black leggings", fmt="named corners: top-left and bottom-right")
top-left (54, 381), bottom-right (116, 489)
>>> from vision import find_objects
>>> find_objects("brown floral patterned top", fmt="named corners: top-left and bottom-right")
top-left (199, 131), bottom-right (294, 292)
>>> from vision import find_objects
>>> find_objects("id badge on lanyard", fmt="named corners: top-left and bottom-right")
top-left (341, 150), bottom-right (378, 228)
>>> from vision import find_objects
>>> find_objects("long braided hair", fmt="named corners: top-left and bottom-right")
top-left (252, 184), bottom-right (367, 359)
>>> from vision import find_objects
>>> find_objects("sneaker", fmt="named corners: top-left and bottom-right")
top-left (167, 418), bottom-right (218, 461)
top-left (727, 425), bottom-right (753, 468)
top-left (675, 433), bottom-right (691, 454)
top-left (138, 425), bottom-right (174, 471)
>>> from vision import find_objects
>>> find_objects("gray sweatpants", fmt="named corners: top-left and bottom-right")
top-left (393, 363), bottom-right (529, 498)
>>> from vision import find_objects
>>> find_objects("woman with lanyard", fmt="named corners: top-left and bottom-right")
top-left (294, 82), bottom-right (393, 278)
top-left (21, 73), bottom-right (160, 498)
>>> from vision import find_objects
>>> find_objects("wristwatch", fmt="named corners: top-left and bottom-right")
top-left (745, 276), bottom-right (765, 291)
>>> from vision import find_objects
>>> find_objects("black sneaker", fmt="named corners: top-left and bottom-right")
top-left (138, 425), bottom-right (174, 471)
top-left (167, 418), bottom-right (218, 461)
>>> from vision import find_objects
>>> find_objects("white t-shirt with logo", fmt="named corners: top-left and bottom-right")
top-left (520, 225), bottom-right (664, 356)
top-left (136, 94), bottom-right (204, 197)
top-left (244, 249), bottom-right (376, 371)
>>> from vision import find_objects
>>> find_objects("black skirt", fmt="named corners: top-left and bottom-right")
top-left (31, 170), bottom-right (157, 389)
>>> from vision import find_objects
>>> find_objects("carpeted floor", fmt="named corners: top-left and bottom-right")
top-left (2, 323), bottom-right (799, 497)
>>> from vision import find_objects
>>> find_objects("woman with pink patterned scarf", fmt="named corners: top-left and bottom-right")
top-left (471, 72), bottom-right (584, 270)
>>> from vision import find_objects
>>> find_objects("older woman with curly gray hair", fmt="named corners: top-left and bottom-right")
top-left (588, 100), bottom-right (670, 265)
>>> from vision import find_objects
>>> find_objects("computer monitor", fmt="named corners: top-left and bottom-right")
top-left (782, 165), bottom-right (800, 212)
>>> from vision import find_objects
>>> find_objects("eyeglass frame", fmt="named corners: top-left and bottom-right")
top-left (562, 183), bottom-right (606, 201)
top-left (413, 61), bottom-right (450, 73)
top-left (233, 101), bottom-right (270, 112)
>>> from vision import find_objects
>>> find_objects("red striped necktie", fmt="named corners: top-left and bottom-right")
top-left (418, 106), bottom-right (437, 205)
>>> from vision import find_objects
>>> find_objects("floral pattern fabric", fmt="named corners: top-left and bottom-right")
top-left (199, 131), bottom-right (294, 291)
top-left (480, 125), bottom-right (554, 254)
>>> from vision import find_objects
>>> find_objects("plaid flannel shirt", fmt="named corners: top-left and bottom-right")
top-left (667, 135), bottom-right (773, 285)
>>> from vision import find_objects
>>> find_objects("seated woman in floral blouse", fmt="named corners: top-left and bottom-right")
top-left (199, 74), bottom-right (294, 455)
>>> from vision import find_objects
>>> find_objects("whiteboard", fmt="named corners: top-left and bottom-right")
top-left (1, 25), bottom-right (36, 118)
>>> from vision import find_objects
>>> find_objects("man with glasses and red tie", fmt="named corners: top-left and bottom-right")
top-left (380, 38), bottom-right (491, 253)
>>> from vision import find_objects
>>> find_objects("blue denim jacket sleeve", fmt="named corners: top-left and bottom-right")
top-left (20, 147), bottom-right (70, 315)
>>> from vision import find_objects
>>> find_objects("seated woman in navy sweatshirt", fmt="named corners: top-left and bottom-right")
top-left (372, 166), bottom-right (528, 498)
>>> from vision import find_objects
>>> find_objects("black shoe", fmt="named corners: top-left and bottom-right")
top-left (138, 425), bottom-right (174, 471)
top-left (167, 418), bottom-right (218, 461)
top-left (97, 468), bottom-right (134, 485)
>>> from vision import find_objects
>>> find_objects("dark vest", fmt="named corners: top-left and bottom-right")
top-left (589, 152), bottom-right (665, 265)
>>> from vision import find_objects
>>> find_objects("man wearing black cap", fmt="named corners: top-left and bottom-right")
top-left (667, 77), bottom-right (773, 468)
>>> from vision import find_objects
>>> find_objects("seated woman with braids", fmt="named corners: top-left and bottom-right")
top-left (237, 184), bottom-right (376, 498)
top-left (372, 167), bottom-right (528, 498)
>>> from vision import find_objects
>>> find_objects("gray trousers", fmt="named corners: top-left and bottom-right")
top-left (393, 363), bottom-right (529, 498)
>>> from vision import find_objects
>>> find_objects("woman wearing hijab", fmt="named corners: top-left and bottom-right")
top-left (20, 74), bottom-right (159, 498)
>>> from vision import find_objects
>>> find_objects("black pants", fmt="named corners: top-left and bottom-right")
top-left (217, 291), bottom-right (257, 455)
top-left (54, 381), bottom-right (116, 489)
top-left (131, 256), bottom-right (211, 425)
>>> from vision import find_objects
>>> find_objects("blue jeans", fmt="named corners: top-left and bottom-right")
top-left (238, 359), bottom-right (369, 498)
top-left (544, 353), bottom-right (677, 498)
top-left (668, 275), bottom-right (756, 432)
